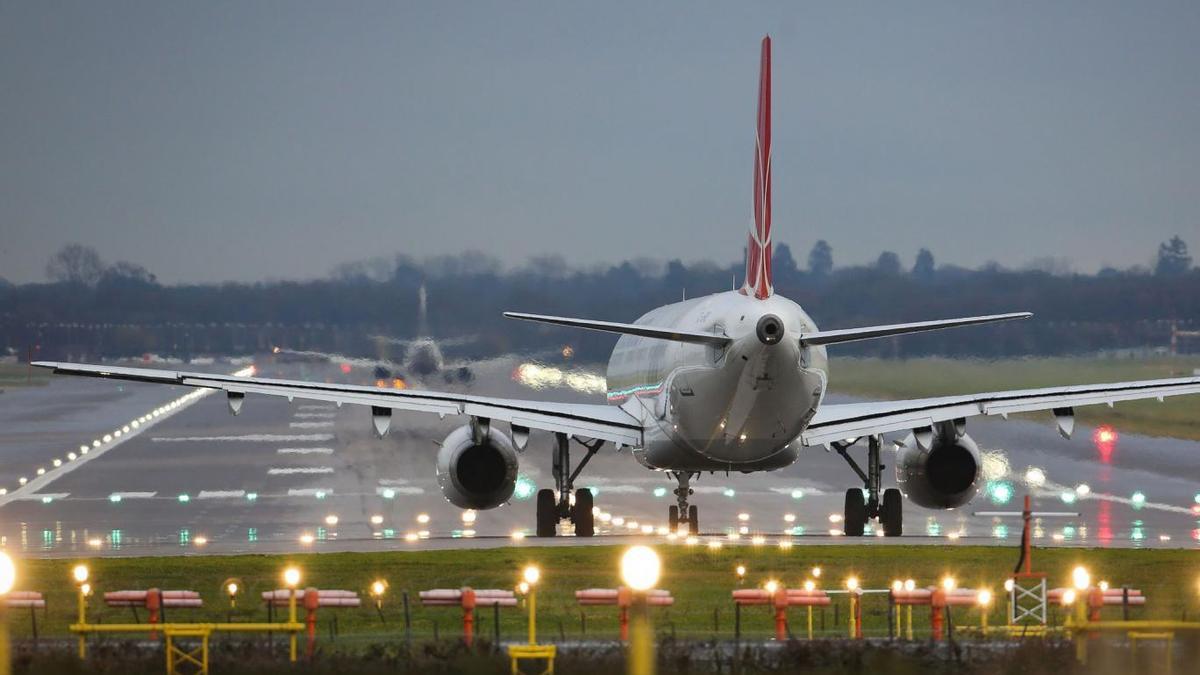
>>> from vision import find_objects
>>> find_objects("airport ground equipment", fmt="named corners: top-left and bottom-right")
top-left (508, 583), bottom-right (554, 675)
top-left (419, 588), bottom-right (517, 647)
top-left (976, 495), bottom-right (1076, 634)
top-left (4, 592), bottom-right (44, 645)
top-left (105, 589), bottom-right (203, 636)
top-left (575, 588), bottom-right (673, 641)
top-left (891, 587), bottom-right (985, 641)
top-left (732, 587), bottom-right (830, 640)
top-left (263, 588), bottom-right (360, 657)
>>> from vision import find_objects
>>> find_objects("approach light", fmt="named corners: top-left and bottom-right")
top-left (735, 565), bottom-right (746, 579)
top-left (283, 567), bottom-right (301, 588)
top-left (1062, 589), bottom-right (1077, 606)
top-left (904, 579), bottom-right (916, 592)
top-left (517, 581), bottom-right (530, 595)
top-left (977, 589), bottom-right (993, 607)
top-left (1004, 579), bottom-right (1015, 593)
top-left (371, 580), bottom-right (387, 597)
top-left (811, 566), bottom-right (822, 579)
top-left (226, 581), bottom-right (239, 598)
top-left (0, 553), bottom-right (15, 595)
top-left (523, 565), bottom-right (541, 586)
top-left (764, 579), bottom-right (779, 594)
top-left (846, 576), bottom-right (859, 592)
top-left (620, 546), bottom-right (661, 592)
top-left (891, 580), bottom-right (903, 593)
top-left (1098, 580), bottom-right (1109, 592)
top-left (942, 576), bottom-right (957, 592)
top-left (72, 564), bottom-right (89, 584)
top-left (804, 579), bottom-right (816, 592)
top-left (1072, 566), bottom-right (1091, 591)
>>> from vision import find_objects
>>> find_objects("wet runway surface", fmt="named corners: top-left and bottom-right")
top-left (0, 357), bottom-right (1197, 557)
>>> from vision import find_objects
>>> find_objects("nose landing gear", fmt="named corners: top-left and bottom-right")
top-left (666, 471), bottom-right (700, 535)
top-left (833, 435), bottom-right (903, 537)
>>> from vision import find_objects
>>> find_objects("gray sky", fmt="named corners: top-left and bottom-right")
top-left (2, 1), bottom-right (1198, 283)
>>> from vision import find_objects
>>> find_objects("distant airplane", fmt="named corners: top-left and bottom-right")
top-left (36, 37), bottom-right (1200, 538)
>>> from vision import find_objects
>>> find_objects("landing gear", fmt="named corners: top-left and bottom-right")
top-left (833, 434), bottom-right (902, 537)
top-left (668, 472), bottom-right (699, 535)
top-left (534, 432), bottom-right (603, 537)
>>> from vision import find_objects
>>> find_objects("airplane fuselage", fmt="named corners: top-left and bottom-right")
top-left (605, 290), bottom-right (828, 472)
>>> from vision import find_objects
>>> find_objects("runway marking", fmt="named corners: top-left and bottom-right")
top-left (268, 467), bottom-right (335, 475)
top-left (18, 492), bottom-right (69, 501)
top-left (152, 434), bottom-right (334, 442)
top-left (297, 404), bottom-right (335, 410)
top-left (376, 486), bottom-right (425, 496)
top-left (109, 491), bottom-right (157, 499)
top-left (288, 488), bottom-right (333, 497)
top-left (288, 422), bottom-right (334, 429)
top-left (198, 490), bottom-right (246, 499)
top-left (0, 385), bottom-right (216, 508)
top-left (589, 484), bottom-right (643, 494)
top-left (377, 478), bottom-right (411, 485)
top-left (293, 412), bottom-right (336, 419)
top-left (277, 447), bottom-right (334, 455)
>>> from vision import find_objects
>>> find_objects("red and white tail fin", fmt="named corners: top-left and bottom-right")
top-left (742, 35), bottom-right (773, 300)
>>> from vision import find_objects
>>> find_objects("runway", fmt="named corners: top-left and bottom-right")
top-left (0, 356), bottom-right (1197, 556)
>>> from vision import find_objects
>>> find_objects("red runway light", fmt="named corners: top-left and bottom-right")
top-left (339, 363), bottom-right (352, 374)
top-left (1093, 426), bottom-right (1118, 444)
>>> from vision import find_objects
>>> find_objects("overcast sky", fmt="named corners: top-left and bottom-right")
top-left (2, 2), bottom-right (1198, 283)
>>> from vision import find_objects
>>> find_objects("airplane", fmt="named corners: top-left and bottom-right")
top-left (34, 36), bottom-right (1200, 538)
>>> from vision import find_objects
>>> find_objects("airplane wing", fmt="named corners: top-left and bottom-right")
top-left (31, 361), bottom-right (643, 447)
top-left (802, 376), bottom-right (1200, 446)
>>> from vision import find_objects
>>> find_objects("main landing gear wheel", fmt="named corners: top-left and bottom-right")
top-left (536, 488), bottom-right (557, 537)
top-left (881, 488), bottom-right (903, 537)
top-left (667, 472), bottom-right (700, 535)
top-left (843, 489), bottom-right (867, 537)
top-left (834, 434), bottom-right (904, 537)
top-left (534, 432), bottom-right (605, 537)
top-left (572, 487), bottom-right (594, 537)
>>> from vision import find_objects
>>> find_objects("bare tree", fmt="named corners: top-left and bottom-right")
top-left (45, 244), bottom-right (104, 286)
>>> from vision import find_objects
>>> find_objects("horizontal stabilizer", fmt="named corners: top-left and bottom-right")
top-left (798, 312), bottom-right (1031, 347)
top-left (503, 312), bottom-right (732, 347)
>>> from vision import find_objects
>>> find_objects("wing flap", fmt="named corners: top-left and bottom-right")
top-left (804, 376), bottom-right (1200, 446)
top-left (34, 361), bottom-right (643, 447)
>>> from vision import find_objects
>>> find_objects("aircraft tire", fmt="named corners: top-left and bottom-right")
top-left (688, 505), bottom-right (699, 535)
top-left (843, 489), bottom-right (867, 536)
top-left (536, 489), bottom-right (557, 537)
top-left (668, 505), bottom-right (679, 532)
top-left (881, 489), bottom-right (903, 537)
top-left (573, 488), bottom-right (595, 537)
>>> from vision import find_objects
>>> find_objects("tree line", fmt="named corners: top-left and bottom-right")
top-left (2, 237), bottom-right (1197, 363)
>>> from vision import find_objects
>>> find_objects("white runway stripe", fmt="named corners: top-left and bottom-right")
top-left (288, 488), bottom-right (333, 497)
top-left (269, 467), bottom-right (335, 475)
top-left (293, 412), bottom-right (336, 419)
top-left (377, 478), bottom-right (411, 485)
top-left (376, 486), bottom-right (425, 496)
top-left (109, 491), bottom-right (157, 499)
top-left (198, 490), bottom-right (246, 499)
top-left (277, 447), bottom-right (334, 455)
top-left (153, 434), bottom-right (334, 442)
top-left (298, 404), bottom-right (335, 410)
top-left (20, 493), bottom-right (69, 501)
top-left (289, 422), bottom-right (334, 429)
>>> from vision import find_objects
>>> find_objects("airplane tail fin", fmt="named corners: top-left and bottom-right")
top-left (742, 35), bottom-right (773, 300)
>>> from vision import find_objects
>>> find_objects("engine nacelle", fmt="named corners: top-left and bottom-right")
top-left (436, 424), bottom-right (519, 510)
top-left (895, 422), bottom-right (981, 509)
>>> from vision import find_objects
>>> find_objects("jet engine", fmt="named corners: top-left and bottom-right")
top-left (894, 421), bottom-right (981, 509)
top-left (436, 424), bottom-right (519, 510)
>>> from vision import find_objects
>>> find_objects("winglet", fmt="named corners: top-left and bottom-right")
top-left (742, 35), bottom-right (773, 300)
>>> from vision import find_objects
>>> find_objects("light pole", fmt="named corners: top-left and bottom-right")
top-left (72, 564), bottom-right (89, 659)
top-left (283, 566), bottom-right (301, 662)
top-left (522, 565), bottom-right (540, 645)
top-left (370, 580), bottom-right (388, 623)
top-left (0, 553), bottom-right (15, 675)
top-left (620, 545), bottom-right (661, 675)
